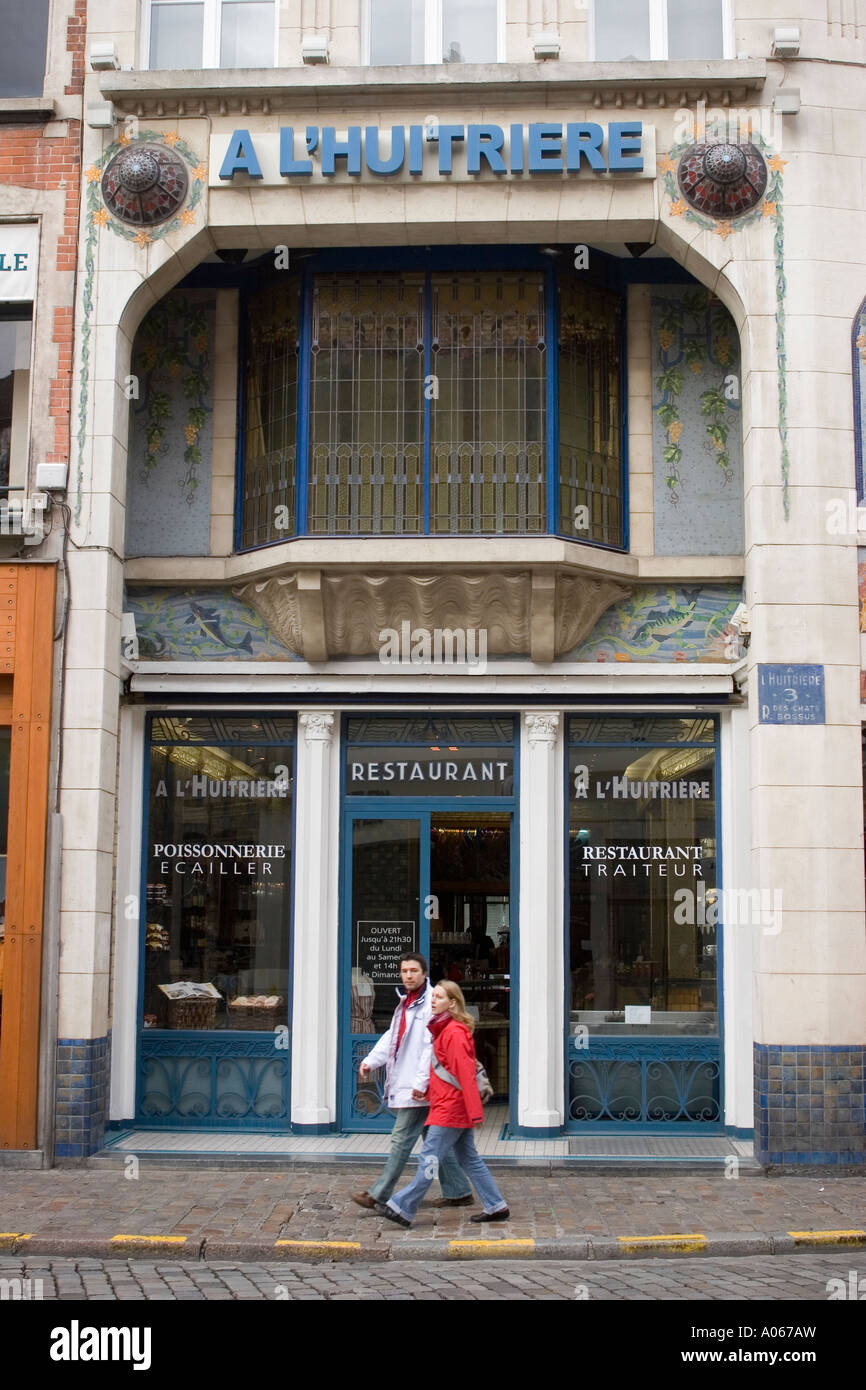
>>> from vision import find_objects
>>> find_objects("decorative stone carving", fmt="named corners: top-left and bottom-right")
top-left (555, 575), bottom-right (634, 654)
top-left (232, 576), bottom-right (303, 656)
top-left (101, 143), bottom-right (189, 226)
top-left (321, 571), bottom-right (531, 656)
top-left (526, 713), bottom-right (560, 745)
top-left (300, 713), bottom-right (335, 744)
top-left (234, 569), bottom-right (631, 660)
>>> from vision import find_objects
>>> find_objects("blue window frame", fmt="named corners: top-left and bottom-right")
top-left (235, 246), bottom-right (627, 552)
top-left (565, 714), bottom-right (724, 1130)
top-left (338, 714), bottom-right (519, 1132)
top-left (136, 712), bottom-right (296, 1128)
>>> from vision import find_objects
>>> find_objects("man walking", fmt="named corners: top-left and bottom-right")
top-left (351, 953), bottom-right (473, 1211)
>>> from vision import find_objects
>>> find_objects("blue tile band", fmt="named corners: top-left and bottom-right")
top-left (55, 1035), bottom-right (110, 1158)
top-left (754, 1044), bottom-right (866, 1165)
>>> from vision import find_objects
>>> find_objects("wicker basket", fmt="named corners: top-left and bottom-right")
top-left (166, 996), bottom-right (219, 1030)
top-left (228, 1000), bottom-right (286, 1031)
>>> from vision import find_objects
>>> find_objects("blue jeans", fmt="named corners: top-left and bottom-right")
top-left (369, 1107), bottom-right (470, 1203)
top-left (388, 1125), bottom-right (507, 1222)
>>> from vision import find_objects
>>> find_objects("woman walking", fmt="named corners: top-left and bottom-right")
top-left (374, 980), bottom-right (509, 1228)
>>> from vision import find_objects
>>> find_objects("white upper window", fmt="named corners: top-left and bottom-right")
top-left (367, 0), bottom-right (503, 65)
top-left (144, 0), bottom-right (277, 69)
top-left (592, 0), bottom-right (730, 61)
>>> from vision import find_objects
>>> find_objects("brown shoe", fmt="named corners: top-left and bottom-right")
top-left (430, 1195), bottom-right (474, 1208)
top-left (351, 1191), bottom-right (377, 1210)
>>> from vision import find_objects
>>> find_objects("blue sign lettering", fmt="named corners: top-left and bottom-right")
top-left (218, 129), bottom-right (263, 180)
top-left (218, 122), bottom-right (645, 181)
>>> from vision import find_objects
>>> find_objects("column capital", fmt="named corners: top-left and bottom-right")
top-left (525, 711), bottom-right (560, 745)
top-left (300, 712), bottom-right (335, 744)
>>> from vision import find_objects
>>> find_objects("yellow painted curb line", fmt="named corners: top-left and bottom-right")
top-left (274, 1240), bottom-right (362, 1256)
top-left (618, 1233), bottom-right (707, 1253)
top-left (0, 1233), bottom-right (32, 1250)
top-left (110, 1234), bottom-right (187, 1247)
top-left (448, 1239), bottom-right (535, 1257)
top-left (789, 1229), bottom-right (866, 1247)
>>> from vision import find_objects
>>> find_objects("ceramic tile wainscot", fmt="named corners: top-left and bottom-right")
top-left (55, 1037), bottom-right (111, 1158)
top-left (754, 1044), bottom-right (866, 1165)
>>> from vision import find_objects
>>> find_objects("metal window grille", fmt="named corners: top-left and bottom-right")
top-left (240, 278), bottom-right (300, 548)
top-left (308, 274), bottom-right (425, 535)
top-left (430, 273), bottom-right (546, 534)
top-left (558, 278), bottom-right (623, 548)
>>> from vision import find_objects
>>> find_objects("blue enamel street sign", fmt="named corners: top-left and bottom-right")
top-left (758, 664), bottom-right (826, 725)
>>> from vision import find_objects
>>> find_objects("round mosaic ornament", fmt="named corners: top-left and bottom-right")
top-left (101, 143), bottom-right (189, 226)
top-left (677, 142), bottom-right (768, 219)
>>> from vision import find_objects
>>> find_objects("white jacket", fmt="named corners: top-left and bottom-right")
top-left (363, 980), bottom-right (434, 1109)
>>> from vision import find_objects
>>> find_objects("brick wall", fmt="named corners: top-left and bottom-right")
top-left (0, 0), bottom-right (85, 468)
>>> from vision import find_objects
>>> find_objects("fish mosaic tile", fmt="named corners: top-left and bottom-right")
top-left (125, 587), bottom-right (301, 661)
top-left (563, 584), bottom-right (743, 662)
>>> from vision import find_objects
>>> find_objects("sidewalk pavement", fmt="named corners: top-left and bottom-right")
top-left (1, 1164), bottom-right (864, 1262)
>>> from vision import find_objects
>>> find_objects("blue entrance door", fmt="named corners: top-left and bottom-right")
top-left (340, 807), bottom-right (515, 1133)
top-left (340, 814), bottom-right (428, 1132)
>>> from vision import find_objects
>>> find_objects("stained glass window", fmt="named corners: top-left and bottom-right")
top-left (309, 274), bottom-right (425, 535)
top-left (558, 278), bottom-right (623, 548)
top-left (241, 278), bottom-right (300, 548)
top-left (239, 263), bottom-right (626, 549)
top-left (430, 274), bottom-right (546, 535)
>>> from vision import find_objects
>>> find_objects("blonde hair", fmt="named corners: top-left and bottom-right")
top-left (436, 979), bottom-right (475, 1032)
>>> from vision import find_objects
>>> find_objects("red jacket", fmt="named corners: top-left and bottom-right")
top-left (426, 1019), bottom-right (483, 1128)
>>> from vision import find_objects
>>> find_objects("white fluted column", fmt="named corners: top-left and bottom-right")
top-left (291, 711), bottom-right (339, 1128)
top-left (517, 711), bottom-right (565, 1132)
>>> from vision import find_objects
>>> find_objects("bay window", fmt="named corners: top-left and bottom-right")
top-left (238, 256), bottom-right (623, 549)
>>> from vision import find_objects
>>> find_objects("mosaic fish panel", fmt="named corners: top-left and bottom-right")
top-left (125, 587), bottom-right (301, 661)
top-left (562, 584), bottom-right (743, 662)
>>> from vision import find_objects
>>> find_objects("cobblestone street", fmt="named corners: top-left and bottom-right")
top-left (0, 1252), bottom-right (862, 1301)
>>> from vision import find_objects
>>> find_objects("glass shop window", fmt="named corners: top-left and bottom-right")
top-left (568, 717), bottom-right (719, 1035)
top-left (0, 312), bottom-right (32, 495)
top-left (593, 0), bottom-right (725, 61)
top-left (0, 0), bottom-right (51, 97)
top-left (368, 0), bottom-right (500, 65)
top-left (142, 715), bottom-right (294, 1032)
top-left (146, 0), bottom-right (276, 69)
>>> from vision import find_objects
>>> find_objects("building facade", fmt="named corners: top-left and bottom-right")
top-left (0, 2), bottom-right (84, 1157)
top-left (54, 0), bottom-right (866, 1162)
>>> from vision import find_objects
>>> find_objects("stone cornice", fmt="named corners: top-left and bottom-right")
top-left (123, 544), bottom-right (745, 587)
top-left (100, 60), bottom-right (767, 118)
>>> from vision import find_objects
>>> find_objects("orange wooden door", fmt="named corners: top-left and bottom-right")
top-left (0, 563), bottom-right (55, 1151)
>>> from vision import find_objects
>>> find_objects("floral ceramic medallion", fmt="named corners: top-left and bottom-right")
top-left (101, 142), bottom-right (189, 226)
top-left (677, 141), bottom-right (768, 218)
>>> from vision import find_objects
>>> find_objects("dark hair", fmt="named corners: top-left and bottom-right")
top-left (400, 952), bottom-right (428, 974)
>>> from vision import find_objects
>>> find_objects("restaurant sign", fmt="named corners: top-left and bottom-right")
top-left (211, 121), bottom-right (653, 186)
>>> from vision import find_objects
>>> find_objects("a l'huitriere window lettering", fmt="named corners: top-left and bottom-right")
top-left (568, 717), bottom-right (719, 1036)
top-left (143, 715), bottom-right (294, 1033)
